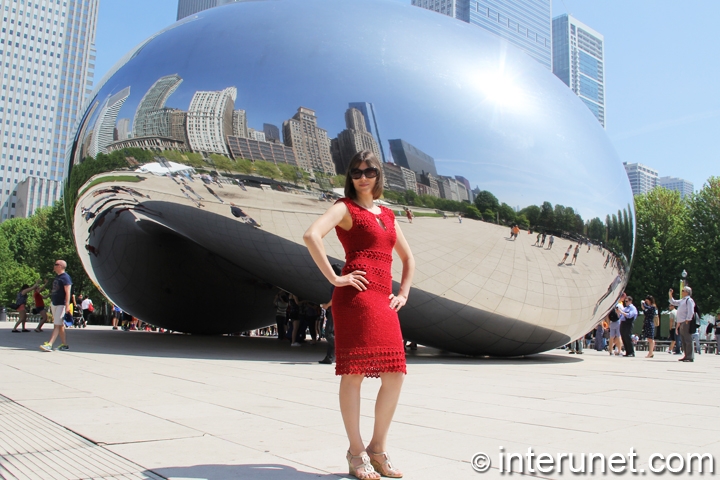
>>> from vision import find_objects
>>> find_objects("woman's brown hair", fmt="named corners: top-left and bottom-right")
top-left (344, 150), bottom-right (384, 200)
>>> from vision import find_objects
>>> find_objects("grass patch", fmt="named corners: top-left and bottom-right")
top-left (79, 175), bottom-right (143, 198)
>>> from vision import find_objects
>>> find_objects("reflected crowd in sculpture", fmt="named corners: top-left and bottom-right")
top-left (66, 0), bottom-right (635, 356)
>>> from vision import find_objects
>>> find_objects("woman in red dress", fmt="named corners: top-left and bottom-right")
top-left (304, 150), bottom-right (415, 479)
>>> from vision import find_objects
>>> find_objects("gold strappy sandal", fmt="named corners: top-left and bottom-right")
top-left (346, 450), bottom-right (380, 479)
top-left (367, 448), bottom-right (403, 478)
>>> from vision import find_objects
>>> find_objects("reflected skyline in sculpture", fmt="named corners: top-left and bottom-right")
top-left (67, 0), bottom-right (635, 356)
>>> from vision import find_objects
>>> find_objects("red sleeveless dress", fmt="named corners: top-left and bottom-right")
top-left (332, 198), bottom-right (407, 377)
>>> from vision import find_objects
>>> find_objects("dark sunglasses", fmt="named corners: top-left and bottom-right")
top-left (54, 263), bottom-right (62, 266)
top-left (350, 167), bottom-right (379, 180)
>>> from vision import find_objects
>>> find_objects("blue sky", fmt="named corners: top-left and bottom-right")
top-left (94, 0), bottom-right (718, 192)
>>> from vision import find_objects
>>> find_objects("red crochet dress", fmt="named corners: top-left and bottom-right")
top-left (332, 198), bottom-right (407, 377)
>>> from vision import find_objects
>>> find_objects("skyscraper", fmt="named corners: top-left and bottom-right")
top-left (623, 162), bottom-right (658, 196)
top-left (232, 110), bottom-right (248, 138)
top-left (177, 0), bottom-right (239, 20)
top-left (186, 87), bottom-right (236, 155)
top-left (88, 87), bottom-right (131, 159)
top-left (659, 176), bottom-right (694, 199)
top-left (348, 102), bottom-right (387, 163)
top-left (412, 0), bottom-right (552, 70)
top-left (282, 107), bottom-right (335, 174)
top-left (388, 139), bottom-right (437, 176)
top-left (263, 123), bottom-right (280, 143)
top-left (552, 14), bottom-right (606, 127)
top-left (331, 107), bottom-right (381, 174)
top-left (0, 0), bottom-right (99, 220)
top-left (133, 74), bottom-right (183, 137)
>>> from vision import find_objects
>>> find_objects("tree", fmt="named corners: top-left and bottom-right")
top-left (625, 188), bottom-right (688, 312)
top-left (465, 205), bottom-right (481, 220)
top-left (498, 202), bottom-right (515, 223)
top-left (538, 201), bottom-right (554, 230)
top-left (254, 160), bottom-right (281, 180)
top-left (686, 177), bottom-right (720, 313)
top-left (519, 205), bottom-right (541, 228)
top-left (474, 190), bottom-right (499, 213)
top-left (403, 190), bottom-right (419, 206)
top-left (587, 217), bottom-right (605, 242)
top-left (209, 154), bottom-right (233, 173)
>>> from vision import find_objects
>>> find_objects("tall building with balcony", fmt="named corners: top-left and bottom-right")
top-left (659, 176), bottom-right (694, 199)
top-left (186, 87), bottom-right (236, 155)
top-left (412, 0), bottom-right (552, 69)
top-left (176, 0), bottom-right (239, 20)
top-left (388, 139), bottom-right (437, 177)
top-left (348, 102), bottom-right (387, 163)
top-left (331, 107), bottom-right (381, 174)
top-left (88, 87), bottom-right (131, 158)
top-left (0, 0), bottom-right (99, 220)
top-left (132, 74), bottom-right (183, 137)
top-left (282, 107), bottom-right (335, 174)
top-left (552, 14), bottom-right (606, 127)
top-left (623, 162), bottom-right (658, 196)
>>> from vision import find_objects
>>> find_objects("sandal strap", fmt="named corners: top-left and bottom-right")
top-left (347, 451), bottom-right (377, 477)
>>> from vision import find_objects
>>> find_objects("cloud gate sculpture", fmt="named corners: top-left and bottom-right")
top-left (67, 0), bottom-right (634, 356)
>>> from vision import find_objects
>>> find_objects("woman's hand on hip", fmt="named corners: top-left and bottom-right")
top-left (389, 293), bottom-right (407, 312)
top-left (334, 270), bottom-right (368, 291)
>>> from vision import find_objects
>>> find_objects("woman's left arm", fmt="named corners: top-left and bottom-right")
top-left (390, 219), bottom-right (415, 312)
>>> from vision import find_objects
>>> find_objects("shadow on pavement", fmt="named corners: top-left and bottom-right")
top-left (147, 464), bottom-right (343, 479)
top-left (0, 327), bottom-right (583, 365)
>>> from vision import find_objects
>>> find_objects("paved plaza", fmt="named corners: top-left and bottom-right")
top-left (1, 324), bottom-right (718, 479)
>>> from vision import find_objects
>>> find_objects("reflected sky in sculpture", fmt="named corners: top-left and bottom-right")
top-left (77, 0), bottom-right (630, 220)
top-left (68, 0), bottom-right (635, 355)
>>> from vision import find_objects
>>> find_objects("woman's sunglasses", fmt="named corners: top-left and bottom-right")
top-left (350, 167), bottom-right (379, 180)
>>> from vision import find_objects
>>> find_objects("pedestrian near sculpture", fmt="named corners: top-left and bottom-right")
top-left (40, 260), bottom-right (72, 352)
top-left (559, 245), bottom-right (572, 265)
top-left (667, 304), bottom-right (678, 354)
top-left (641, 295), bottom-right (657, 358)
top-left (304, 150), bottom-right (415, 479)
top-left (617, 294), bottom-right (638, 357)
top-left (669, 286), bottom-right (696, 362)
top-left (11, 282), bottom-right (40, 332)
top-left (318, 264), bottom-right (343, 365)
top-left (715, 313), bottom-right (720, 355)
top-left (32, 283), bottom-right (49, 332)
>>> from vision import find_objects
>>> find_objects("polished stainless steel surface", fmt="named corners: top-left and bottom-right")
top-left (67, 0), bottom-right (633, 355)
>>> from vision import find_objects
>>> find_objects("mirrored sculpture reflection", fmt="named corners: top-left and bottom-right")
top-left (67, 0), bottom-right (634, 356)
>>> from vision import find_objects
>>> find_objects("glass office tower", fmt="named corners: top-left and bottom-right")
top-left (177, 0), bottom-right (239, 20)
top-left (552, 14), bottom-right (605, 127)
top-left (0, 0), bottom-right (98, 220)
top-left (412, 0), bottom-right (552, 70)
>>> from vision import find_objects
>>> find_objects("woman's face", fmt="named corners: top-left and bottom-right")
top-left (352, 160), bottom-right (376, 196)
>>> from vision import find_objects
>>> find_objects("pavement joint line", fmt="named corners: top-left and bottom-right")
top-left (0, 393), bottom-right (165, 480)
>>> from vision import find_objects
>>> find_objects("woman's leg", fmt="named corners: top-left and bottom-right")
top-left (291, 320), bottom-right (300, 344)
top-left (340, 374), bottom-right (366, 454)
top-left (15, 310), bottom-right (27, 330)
top-left (367, 372), bottom-right (404, 453)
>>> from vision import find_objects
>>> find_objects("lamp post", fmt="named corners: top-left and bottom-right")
top-left (680, 269), bottom-right (688, 293)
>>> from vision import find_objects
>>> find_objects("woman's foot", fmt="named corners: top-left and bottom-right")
top-left (346, 450), bottom-right (380, 479)
top-left (366, 448), bottom-right (403, 478)
top-left (646, 353), bottom-right (654, 358)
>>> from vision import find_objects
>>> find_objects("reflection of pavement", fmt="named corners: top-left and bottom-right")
top-left (1, 325), bottom-right (716, 479)
top-left (75, 173), bottom-right (622, 352)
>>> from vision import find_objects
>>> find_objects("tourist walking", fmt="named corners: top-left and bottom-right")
top-left (111, 304), bottom-right (122, 330)
top-left (594, 322), bottom-right (606, 351)
top-left (40, 260), bottom-right (72, 352)
top-left (559, 245), bottom-right (572, 265)
top-left (11, 282), bottom-right (39, 332)
top-left (541, 232), bottom-right (546, 247)
top-left (607, 302), bottom-right (622, 355)
top-left (32, 283), bottom-right (49, 332)
top-left (547, 235), bottom-right (554, 250)
top-left (318, 264), bottom-right (342, 365)
top-left (571, 244), bottom-right (580, 265)
top-left (667, 304), bottom-right (678, 354)
top-left (273, 291), bottom-right (289, 341)
top-left (617, 294), bottom-right (638, 357)
top-left (669, 286), bottom-right (696, 362)
top-left (304, 150), bottom-right (415, 479)
top-left (715, 313), bottom-right (720, 355)
top-left (80, 295), bottom-right (93, 328)
top-left (641, 296), bottom-right (657, 358)
top-left (287, 294), bottom-right (301, 346)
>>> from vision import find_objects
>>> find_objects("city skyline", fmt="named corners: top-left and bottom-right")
top-left (0, 0), bottom-right (99, 220)
top-left (90, 0), bottom-right (716, 197)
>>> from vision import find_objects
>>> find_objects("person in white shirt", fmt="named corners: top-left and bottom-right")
top-left (80, 296), bottom-right (93, 328)
top-left (669, 286), bottom-right (696, 362)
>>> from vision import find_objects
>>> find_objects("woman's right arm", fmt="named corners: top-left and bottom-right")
top-left (303, 202), bottom-right (368, 291)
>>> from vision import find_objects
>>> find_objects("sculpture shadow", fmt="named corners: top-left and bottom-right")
top-left (146, 464), bottom-right (343, 480)
top-left (2, 328), bottom-right (584, 365)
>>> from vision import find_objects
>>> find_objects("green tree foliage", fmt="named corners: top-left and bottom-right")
top-left (474, 190), bottom-right (499, 213)
top-left (519, 204), bottom-right (541, 227)
top-left (465, 205), bottom-right (481, 220)
top-left (209, 154), bottom-right (234, 173)
top-left (686, 177), bottom-right (720, 312)
top-left (625, 188), bottom-right (687, 311)
top-left (538, 201), bottom-right (554, 230)
top-left (498, 202), bottom-right (516, 223)
top-left (587, 217), bottom-right (605, 242)
top-left (253, 160), bottom-right (281, 180)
